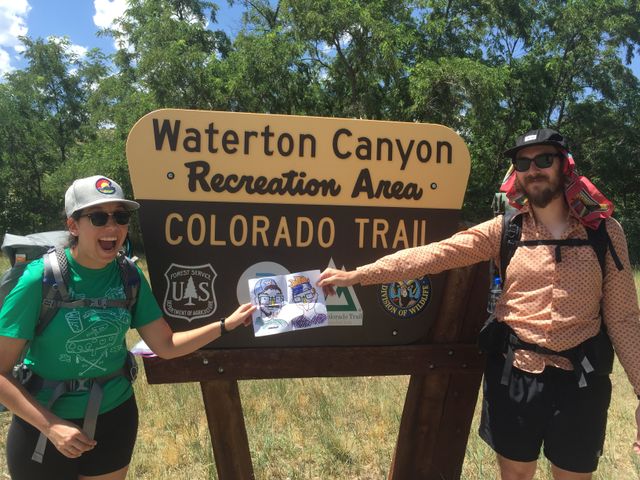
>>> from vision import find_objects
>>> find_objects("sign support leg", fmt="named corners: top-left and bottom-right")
top-left (200, 380), bottom-right (254, 480)
top-left (387, 371), bottom-right (482, 480)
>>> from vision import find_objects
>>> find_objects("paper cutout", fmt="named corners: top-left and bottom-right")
top-left (249, 270), bottom-right (328, 337)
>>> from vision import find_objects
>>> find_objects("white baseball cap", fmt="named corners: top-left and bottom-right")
top-left (65, 175), bottom-right (140, 217)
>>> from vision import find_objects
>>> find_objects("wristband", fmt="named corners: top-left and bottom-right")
top-left (220, 317), bottom-right (227, 335)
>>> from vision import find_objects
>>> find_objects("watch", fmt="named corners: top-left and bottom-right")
top-left (220, 317), bottom-right (227, 335)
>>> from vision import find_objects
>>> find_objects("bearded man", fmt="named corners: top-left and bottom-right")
top-left (318, 129), bottom-right (640, 480)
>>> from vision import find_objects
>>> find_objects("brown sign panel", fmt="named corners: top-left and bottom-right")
top-left (126, 109), bottom-right (470, 347)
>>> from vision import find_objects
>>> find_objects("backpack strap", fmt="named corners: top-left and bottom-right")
top-left (38, 249), bottom-right (70, 336)
top-left (498, 212), bottom-right (522, 285)
top-left (501, 216), bottom-right (624, 271)
top-left (22, 249), bottom-right (142, 461)
top-left (500, 326), bottom-right (596, 388)
top-left (39, 250), bottom-right (141, 329)
top-left (517, 238), bottom-right (591, 262)
top-left (116, 253), bottom-right (140, 311)
top-left (29, 355), bottom-right (138, 463)
top-left (494, 214), bottom-right (620, 388)
top-left (585, 219), bottom-right (624, 275)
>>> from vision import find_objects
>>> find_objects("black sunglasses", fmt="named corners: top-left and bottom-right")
top-left (80, 211), bottom-right (132, 227)
top-left (513, 153), bottom-right (561, 172)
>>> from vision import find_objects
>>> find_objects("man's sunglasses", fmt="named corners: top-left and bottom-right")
top-left (513, 153), bottom-right (561, 172)
top-left (80, 211), bottom-right (132, 227)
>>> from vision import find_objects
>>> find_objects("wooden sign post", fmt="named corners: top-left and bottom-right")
top-left (126, 109), bottom-right (487, 479)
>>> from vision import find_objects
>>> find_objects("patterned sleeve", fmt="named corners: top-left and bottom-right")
top-left (600, 217), bottom-right (640, 395)
top-left (357, 216), bottom-right (502, 285)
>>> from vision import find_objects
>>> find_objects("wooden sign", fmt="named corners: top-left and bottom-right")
top-left (127, 109), bottom-right (471, 348)
top-left (129, 110), bottom-right (486, 479)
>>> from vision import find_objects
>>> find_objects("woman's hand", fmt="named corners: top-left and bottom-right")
top-left (224, 303), bottom-right (257, 331)
top-left (46, 419), bottom-right (96, 458)
top-left (317, 268), bottom-right (361, 296)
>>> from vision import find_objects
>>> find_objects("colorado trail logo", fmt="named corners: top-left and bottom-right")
top-left (164, 263), bottom-right (217, 322)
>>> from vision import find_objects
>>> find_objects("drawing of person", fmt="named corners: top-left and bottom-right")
top-left (253, 278), bottom-right (287, 330)
top-left (288, 276), bottom-right (327, 329)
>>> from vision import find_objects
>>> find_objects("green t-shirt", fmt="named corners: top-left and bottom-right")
top-left (0, 249), bottom-right (162, 418)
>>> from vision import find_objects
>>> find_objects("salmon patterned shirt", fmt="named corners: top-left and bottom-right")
top-left (357, 208), bottom-right (640, 395)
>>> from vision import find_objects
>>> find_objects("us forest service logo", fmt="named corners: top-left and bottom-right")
top-left (379, 276), bottom-right (431, 319)
top-left (163, 263), bottom-right (217, 322)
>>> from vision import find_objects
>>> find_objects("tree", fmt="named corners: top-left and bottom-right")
top-left (221, 1), bottom-right (325, 114)
top-left (2, 0), bottom-right (640, 262)
top-left (285, 0), bottom-right (417, 119)
top-left (184, 276), bottom-right (198, 305)
top-left (106, 0), bottom-right (229, 109)
top-left (0, 37), bottom-right (107, 233)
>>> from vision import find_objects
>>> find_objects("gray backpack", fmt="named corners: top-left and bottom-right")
top-left (0, 231), bottom-right (70, 312)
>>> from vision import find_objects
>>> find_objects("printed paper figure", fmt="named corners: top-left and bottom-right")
top-left (248, 270), bottom-right (328, 337)
top-left (288, 275), bottom-right (328, 329)
top-left (250, 277), bottom-right (289, 335)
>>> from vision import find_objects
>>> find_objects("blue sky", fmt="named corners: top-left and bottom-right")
top-left (1, 0), bottom-right (638, 79)
top-left (0, 0), bottom-right (244, 75)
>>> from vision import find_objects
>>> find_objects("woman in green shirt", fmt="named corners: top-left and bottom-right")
top-left (0, 175), bottom-right (255, 480)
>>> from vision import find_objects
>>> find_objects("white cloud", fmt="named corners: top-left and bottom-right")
top-left (68, 42), bottom-right (88, 59)
top-left (93, 0), bottom-right (127, 29)
top-left (0, 0), bottom-right (29, 45)
top-left (0, 47), bottom-right (12, 76)
top-left (93, 0), bottom-right (129, 51)
top-left (170, 12), bottom-right (209, 28)
top-left (0, 0), bottom-right (30, 75)
top-left (44, 36), bottom-right (88, 60)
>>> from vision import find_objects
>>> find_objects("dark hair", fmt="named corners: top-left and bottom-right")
top-left (67, 210), bottom-right (82, 248)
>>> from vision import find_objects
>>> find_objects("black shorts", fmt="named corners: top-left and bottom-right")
top-left (479, 353), bottom-right (611, 473)
top-left (6, 394), bottom-right (139, 480)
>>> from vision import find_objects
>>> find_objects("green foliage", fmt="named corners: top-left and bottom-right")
top-left (107, 0), bottom-right (227, 109)
top-left (0, 37), bottom-right (102, 234)
top-left (222, 27), bottom-right (324, 114)
top-left (1, 0), bottom-right (639, 262)
top-left (286, 0), bottom-right (417, 119)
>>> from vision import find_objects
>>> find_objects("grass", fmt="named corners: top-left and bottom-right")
top-left (1, 259), bottom-right (640, 479)
top-left (119, 355), bottom-right (640, 480)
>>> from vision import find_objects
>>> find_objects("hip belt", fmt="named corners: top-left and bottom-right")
top-left (24, 353), bottom-right (138, 463)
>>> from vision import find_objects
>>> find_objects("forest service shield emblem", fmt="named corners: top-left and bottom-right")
top-left (163, 263), bottom-right (217, 322)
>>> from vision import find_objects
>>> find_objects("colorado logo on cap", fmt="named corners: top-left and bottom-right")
top-left (95, 178), bottom-right (116, 195)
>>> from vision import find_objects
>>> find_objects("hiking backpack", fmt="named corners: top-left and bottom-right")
top-left (1, 231), bottom-right (141, 336)
top-left (0, 231), bottom-right (141, 462)
top-left (479, 212), bottom-right (624, 388)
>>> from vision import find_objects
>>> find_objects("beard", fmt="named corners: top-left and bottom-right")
top-left (515, 172), bottom-right (564, 208)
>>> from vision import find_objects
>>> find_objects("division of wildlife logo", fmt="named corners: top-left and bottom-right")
top-left (163, 263), bottom-right (217, 322)
top-left (378, 276), bottom-right (431, 319)
top-left (95, 177), bottom-right (116, 194)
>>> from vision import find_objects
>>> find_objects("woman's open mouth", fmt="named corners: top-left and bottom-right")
top-left (99, 237), bottom-right (118, 252)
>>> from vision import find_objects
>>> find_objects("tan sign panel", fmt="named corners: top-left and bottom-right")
top-left (126, 110), bottom-right (471, 348)
top-left (127, 109), bottom-right (469, 209)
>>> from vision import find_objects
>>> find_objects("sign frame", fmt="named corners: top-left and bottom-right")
top-left (143, 262), bottom-right (488, 480)
top-left (129, 109), bottom-right (488, 478)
